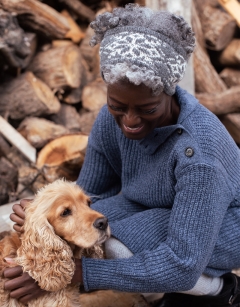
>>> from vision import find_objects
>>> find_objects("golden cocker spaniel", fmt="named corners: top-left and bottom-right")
top-left (0, 179), bottom-right (110, 307)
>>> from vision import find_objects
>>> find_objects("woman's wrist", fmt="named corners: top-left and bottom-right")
top-left (71, 258), bottom-right (83, 285)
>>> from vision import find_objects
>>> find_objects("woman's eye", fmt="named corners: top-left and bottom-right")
top-left (61, 208), bottom-right (72, 217)
top-left (141, 108), bottom-right (157, 114)
top-left (109, 104), bottom-right (125, 112)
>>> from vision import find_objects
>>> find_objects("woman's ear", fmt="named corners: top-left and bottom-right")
top-left (16, 217), bottom-right (75, 292)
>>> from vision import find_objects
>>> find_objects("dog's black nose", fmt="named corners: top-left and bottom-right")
top-left (93, 217), bottom-right (108, 231)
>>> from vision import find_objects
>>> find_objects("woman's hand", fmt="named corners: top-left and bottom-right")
top-left (3, 258), bottom-right (83, 304)
top-left (71, 258), bottom-right (83, 285)
top-left (10, 199), bottom-right (30, 232)
top-left (3, 265), bottom-right (46, 304)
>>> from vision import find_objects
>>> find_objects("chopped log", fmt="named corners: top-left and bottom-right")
top-left (196, 86), bottom-right (240, 115)
top-left (82, 78), bottom-right (107, 112)
top-left (50, 104), bottom-right (82, 132)
top-left (197, 4), bottom-right (236, 50)
top-left (0, 116), bottom-right (36, 163)
top-left (218, 39), bottom-right (240, 66)
top-left (0, 157), bottom-right (18, 205)
top-left (193, 43), bottom-right (227, 93)
top-left (79, 290), bottom-right (150, 307)
top-left (80, 26), bottom-right (100, 77)
top-left (61, 10), bottom-right (85, 44)
top-left (36, 134), bottom-right (88, 182)
top-left (0, 134), bottom-right (11, 158)
top-left (18, 165), bottom-right (40, 187)
top-left (31, 174), bottom-right (48, 193)
top-left (6, 147), bottom-right (30, 169)
top-left (0, 0), bottom-right (70, 39)
top-left (17, 117), bottom-right (69, 149)
top-left (62, 87), bottom-right (83, 104)
top-left (0, 71), bottom-right (61, 120)
top-left (58, 0), bottom-right (95, 22)
top-left (220, 113), bottom-right (240, 144)
top-left (191, 1), bottom-right (227, 93)
top-left (0, 10), bottom-right (37, 69)
top-left (220, 68), bottom-right (240, 88)
top-left (78, 110), bottom-right (98, 135)
top-left (28, 43), bottom-right (84, 92)
top-left (218, 0), bottom-right (240, 27)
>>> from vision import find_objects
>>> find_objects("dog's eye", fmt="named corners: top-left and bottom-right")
top-left (61, 208), bottom-right (72, 217)
top-left (87, 199), bottom-right (91, 206)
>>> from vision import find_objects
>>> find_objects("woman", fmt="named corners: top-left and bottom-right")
top-left (4, 4), bottom-right (240, 307)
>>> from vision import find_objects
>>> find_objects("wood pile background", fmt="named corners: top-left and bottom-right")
top-left (0, 0), bottom-right (240, 205)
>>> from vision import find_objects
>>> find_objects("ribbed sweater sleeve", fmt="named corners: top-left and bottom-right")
top-left (77, 109), bottom-right (121, 202)
top-left (82, 163), bottom-right (232, 293)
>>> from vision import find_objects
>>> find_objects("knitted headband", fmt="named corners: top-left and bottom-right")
top-left (99, 26), bottom-right (188, 96)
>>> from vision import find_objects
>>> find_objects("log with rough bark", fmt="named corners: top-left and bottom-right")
top-left (50, 104), bottom-right (82, 132)
top-left (191, 1), bottom-right (227, 93)
top-left (0, 0), bottom-right (70, 39)
top-left (220, 68), bottom-right (240, 88)
top-left (18, 117), bottom-right (69, 149)
top-left (61, 10), bottom-right (85, 43)
top-left (36, 134), bottom-right (88, 182)
top-left (82, 78), bottom-right (107, 112)
top-left (199, 4), bottom-right (236, 50)
top-left (220, 113), bottom-right (240, 145)
top-left (0, 10), bottom-right (37, 69)
top-left (0, 157), bottom-right (18, 205)
top-left (0, 134), bottom-right (11, 158)
top-left (28, 43), bottom-right (84, 92)
top-left (78, 110), bottom-right (99, 135)
top-left (218, 39), bottom-right (240, 66)
top-left (58, 0), bottom-right (95, 22)
top-left (196, 86), bottom-right (240, 115)
top-left (80, 26), bottom-right (100, 77)
top-left (0, 71), bottom-right (60, 120)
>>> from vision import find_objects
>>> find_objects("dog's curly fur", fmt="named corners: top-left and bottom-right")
top-left (0, 179), bottom-right (110, 307)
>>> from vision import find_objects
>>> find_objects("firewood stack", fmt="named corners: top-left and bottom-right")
top-left (192, 0), bottom-right (240, 145)
top-left (0, 0), bottom-right (136, 205)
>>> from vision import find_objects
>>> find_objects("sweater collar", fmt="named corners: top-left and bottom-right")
top-left (138, 86), bottom-right (199, 154)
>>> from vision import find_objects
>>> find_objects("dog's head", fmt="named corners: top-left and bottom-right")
top-left (16, 179), bottom-right (110, 292)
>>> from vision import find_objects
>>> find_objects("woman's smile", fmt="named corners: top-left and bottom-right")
top-left (123, 124), bottom-right (144, 134)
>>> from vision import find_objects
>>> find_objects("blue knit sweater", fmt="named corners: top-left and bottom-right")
top-left (77, 86), bottom-right (240, 293)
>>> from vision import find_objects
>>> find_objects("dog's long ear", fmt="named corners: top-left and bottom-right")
top-left (16, 214), bottom-right (75, 292)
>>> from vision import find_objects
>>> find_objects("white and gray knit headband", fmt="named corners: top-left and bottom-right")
top-left (100, 26), bottom-right (188, 96)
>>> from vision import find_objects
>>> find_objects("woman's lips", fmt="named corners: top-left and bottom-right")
top-left (123, 124), bottom-right (144, 134)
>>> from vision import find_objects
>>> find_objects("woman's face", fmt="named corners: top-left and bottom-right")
top-left (107, 80), bottom-right (177, 140)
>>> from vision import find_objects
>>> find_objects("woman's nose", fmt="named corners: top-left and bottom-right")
top-left (123, 110), bottom-right (141, 126)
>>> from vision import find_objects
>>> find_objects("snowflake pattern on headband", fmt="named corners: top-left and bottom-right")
top-left (100, 27), bottom-right (187, 96)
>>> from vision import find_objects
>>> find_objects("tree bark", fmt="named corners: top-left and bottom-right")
top-left (0, 0), bottom-right (70, 39)
top-left (28, 43), bottom-right (84, 92)
top-left (218, 39), bottom-right (240, 66)
top-left (0, 71), bottom-right (60, 120)
top-left (220, 68), bottom-right (240, 88)
top-left (196, 86), bottom-right (240, 115)
top-left (59, 0), bottom-right (95, 22)
top-left (50, 104), bottom-right (82, 132)
top-left (61, 10), bottom-right (85, 44)
top-left (220, 113), bottom-right (240, 145)
top-left (0, 10), bottom-right (37, 69)
top-left (82, 78), bottom-right (107, 112)
top-left (191, 2), bottom-right (227, 93)
top-left (18, 117), bottom-right (69, 149)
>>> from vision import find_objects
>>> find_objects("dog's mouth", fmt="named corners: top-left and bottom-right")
top-left (97, 228), bottom-right (111, 245)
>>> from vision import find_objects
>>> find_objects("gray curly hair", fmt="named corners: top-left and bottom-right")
top-left (90, 4), bottom-right (195, 96)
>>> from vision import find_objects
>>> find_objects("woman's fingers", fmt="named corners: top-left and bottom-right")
top-left (10, 213), bottom-right (24, 226)
top-left (4, 271), bottom-right (46, 304)
top-left (3, 266), bottom-right (23, 280)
